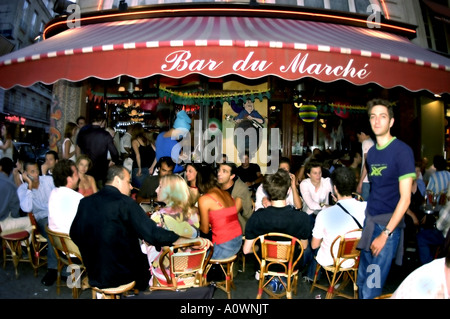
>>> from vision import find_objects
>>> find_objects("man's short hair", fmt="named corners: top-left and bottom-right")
top-left (367, 98), bottom-right (394, 119)
top-left (263, 169), bottom-right (290, 201)
top-left (330, 166), bottom-right (356, 197)
top-left (24, 160), bottom-right (38, 172)
top-left (156, 157), bottom-right (175, 170)
top-left (0, 157), bottom-right (14, 176)
top-left (52, 159), bottom-right (75, 188)
top-left (92, 112), bottom-right (106, 124)
top-left (45, 150), bottom-right (59, 161)
top-left (433, 155), bottom-right (447, 171)
top-left (304, 160), bottom-right (322, 176)
top-left (76, 116), bottom-right (86, 125)
top-left (279, 156), bottom-right (291, 168)
top-left (106, 165), bottom-right (126, 184)
top-left (219, 162), bottom-right (237, 180)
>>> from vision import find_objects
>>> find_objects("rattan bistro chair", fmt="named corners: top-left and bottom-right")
top-left (1, 226), bottom-right (31, 278)
top-left (46, 226), bottom-right (86, 298)
top-left (91, 281), bottom-right (136, 299)
top-left (27, 213), bottom-right (48, 276)
top-left (252, 232), bottom-right (304, 299)
top-left (310, 229), bottom-right (362, 299)
top-left (204, 254), bottom-right (238, 299)
top-left (150, 240), bottom-right (213, 291)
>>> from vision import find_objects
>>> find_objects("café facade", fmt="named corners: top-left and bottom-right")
top-left (0, 2), bottom-right (449, 171)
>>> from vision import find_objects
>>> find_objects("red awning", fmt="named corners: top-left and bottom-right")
top-left (0, 16), bottom-right (449, 93)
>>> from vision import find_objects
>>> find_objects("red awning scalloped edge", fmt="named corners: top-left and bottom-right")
top-left (1, 15), bottom-right (449, 94)
top-left (1, 41), bottom-right (448, 94)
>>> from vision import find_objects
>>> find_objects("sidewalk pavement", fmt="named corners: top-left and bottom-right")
top-left (0, 252), bottom-right (417, 300)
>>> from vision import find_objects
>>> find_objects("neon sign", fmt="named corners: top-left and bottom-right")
top-left (5, 115), bottom-right (26, 125)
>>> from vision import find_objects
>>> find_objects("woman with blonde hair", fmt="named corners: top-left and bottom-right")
top-left (143, 174), bottom-right (200, 286)
top-left (62, 122), bottom-right (78, 161)
top-left (75, 154), bottom-right (98, 196)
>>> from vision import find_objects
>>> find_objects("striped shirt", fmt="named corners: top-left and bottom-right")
top-left (426, 170), bottom-right (450, 195)
top-left (437, 202), bottom-right (450, 237)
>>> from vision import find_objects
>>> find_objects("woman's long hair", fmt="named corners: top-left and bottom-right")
top-left (131, 124), bottom-right (148, 145)
top-left (196, 164), bottom-right (219, 195)
top-left (64, 122), bottom-right (78, 139)
top-left (158, 174), bottom-right (196, 220)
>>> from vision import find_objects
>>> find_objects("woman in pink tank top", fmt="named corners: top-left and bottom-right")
top-left (197, 165), bottom-right (242, 259)
top-left (76, 155), bottom-right (98, 197)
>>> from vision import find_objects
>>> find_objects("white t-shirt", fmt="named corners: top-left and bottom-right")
top-left (120, 132), bottom-right (132, 154)
top-left (48, 186), bottom-right (83, 234)
top-left (62, 138), bottom-right (76, 162)
top-left (391, 258), bottom-right (449, 299)
top-left (361, 138), bottom-right (374, 183)
top-left (1, 140), bottom-right (13, 160)
top-left (313, 198), bottom-right (366, 267)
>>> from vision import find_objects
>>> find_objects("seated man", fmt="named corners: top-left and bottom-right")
top-left (136, 157), bottom-right (175, 203)
top-left (17, 160), bottom-right (57, 286)
top-left (305, 167), bottom-right (366, 282)
top-left (426, 155), bottom-right (450, 202)
top-left (243, 168), bottom-right (311, 255)
top-left (70, 165), bottom-right (205, 291)
top-left (254, 157), bottom-right (302, 211)
top-left (48, 159), bottom-right (84, 234)
top-left (236, 151), bottom-right (263, 193)
top-left (0, 157), bottom-right (31, 233)
top-left (41, 150), bottom-right (59, 176)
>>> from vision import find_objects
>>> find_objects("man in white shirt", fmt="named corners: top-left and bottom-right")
top-left (120, 124), bottom-right (134, 171)
top-left (17, 160), bottom-right (56, 286)
top-left (356, 126), bottom-right (374, 201)
top-left (48, 159), bottom-right (83, 234)
top-left (304, 166), bottom-right (366, 281)
top-left (391, 229), bottom-right (450, 299)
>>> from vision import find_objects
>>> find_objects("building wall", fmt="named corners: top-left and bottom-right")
top-left (421, 97), bottom-right (446, 162)
top-left (0, 0), bottom-right (56, 147)
top-left (78, 0), bottom-right (435, 51)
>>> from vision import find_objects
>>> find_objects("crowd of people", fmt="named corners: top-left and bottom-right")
top-left (1, 98), bottom-right (450, 299)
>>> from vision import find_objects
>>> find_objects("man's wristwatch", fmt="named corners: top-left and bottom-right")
top-left (382, 227), bottom-right (392, 237)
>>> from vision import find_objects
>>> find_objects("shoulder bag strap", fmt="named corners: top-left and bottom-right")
top-left (336, 202), bottom-right (363, 229)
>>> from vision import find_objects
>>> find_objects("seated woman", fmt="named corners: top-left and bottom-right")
top-left (299, 160), bottom-right (333, 218)
top-left (142, 174), bottom-right (200, 287)
top-left (197, 165), bottom-right (242, 260)
top-left (185, 162), bottom-right (202, 206)
top-left (76, 155), bottom-right (98, 197)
